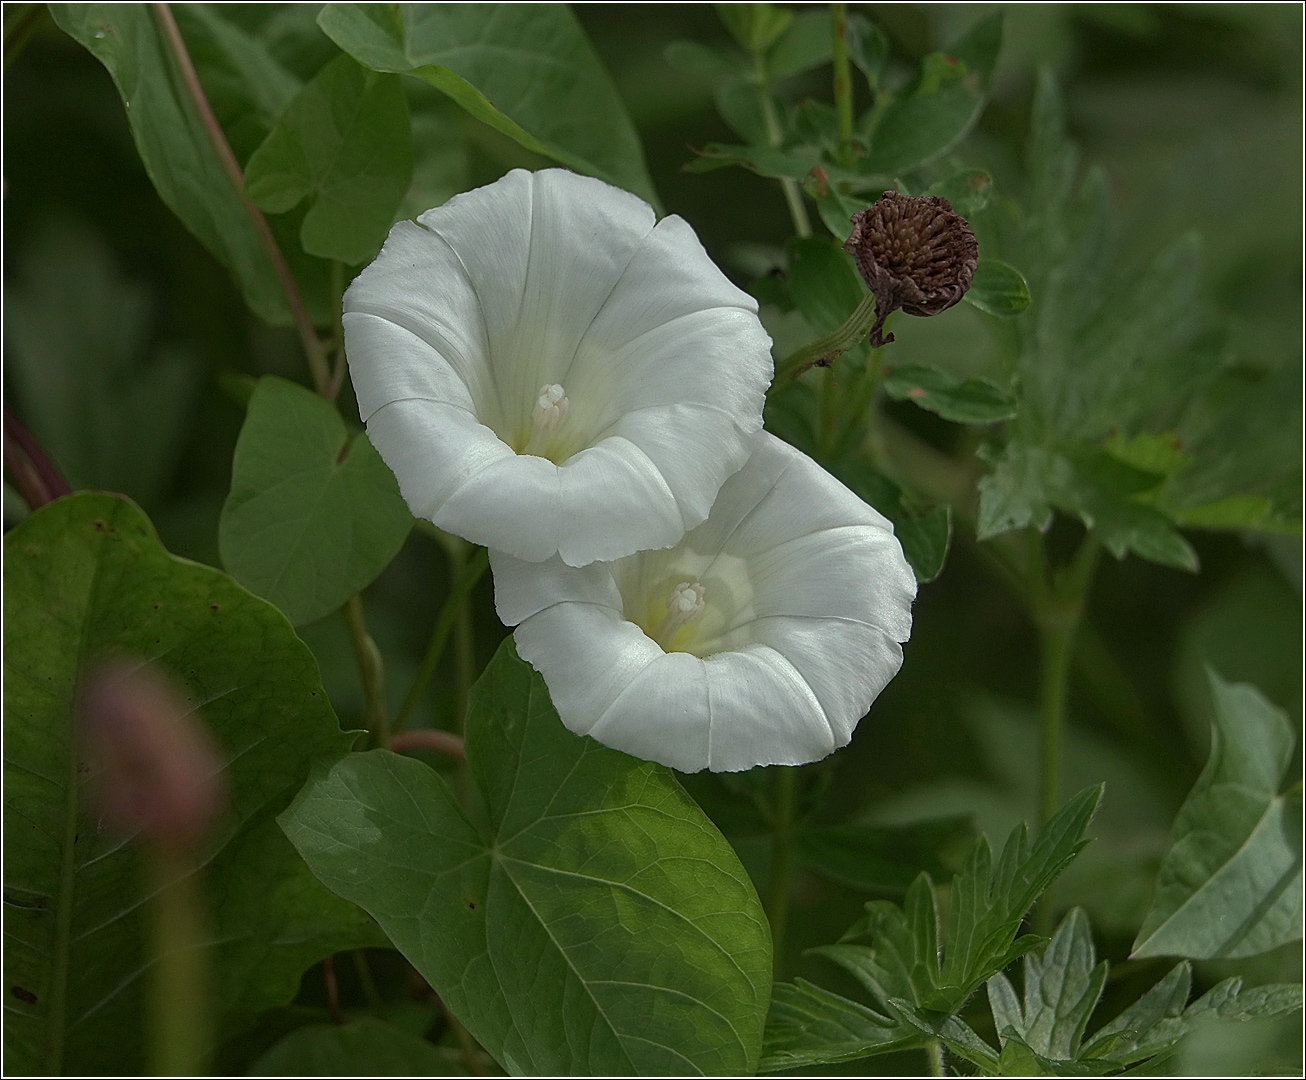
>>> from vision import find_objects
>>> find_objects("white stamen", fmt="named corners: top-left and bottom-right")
top-left (657, 581), bottom-right (706, 643)
top-left (532, 383), bottom-right (569, 434)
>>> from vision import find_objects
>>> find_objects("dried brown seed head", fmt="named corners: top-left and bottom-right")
top-left (844, 190), bottom-right (978, 345)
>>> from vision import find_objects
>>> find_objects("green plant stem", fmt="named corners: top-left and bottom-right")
top-left (1030, 530), bottom-right (1100, 935)
top-left (152, 2), bottom-right (331, 397)
top-left (831, 3), bottom-right (854, 161)
top-left (393, 546), bottom-right (489, 735)
top-left (770, 290), bottom-right (880, 391)
top-left (832, 336), bottom-right (888, 459)
top-left (766, 767), bottom-right (798, 975)
top-left (345, 593), bottom-right (390, 749)
top-left (926, 1038), bottom-right (946, 1077)
top-left (754, 51), bottom-right (811, 238)
top-left (148, 848), bottom-right (210, 1077)
top-left (351, 950), bottom-right (386, 1017)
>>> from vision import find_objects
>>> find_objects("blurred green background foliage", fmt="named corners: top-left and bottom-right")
top-left (4, 4), bottom-right (1301, 1075)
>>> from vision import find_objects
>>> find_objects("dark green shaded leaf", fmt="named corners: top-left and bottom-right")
top-left (280, 638), bottom-right (772, 1076)
top-left (798, 816), bottom-right (974, 894)
top-left (219, 376), bottom-right (413, 626)
top-left (786, 236), bottom-right (863, 336)
top-left (826, 458), bottom-right (953, 584)
top-left (815, 188), bottom-right (871, 243)
top-left (766, 11), bottom-right (832, 79)
top-left (249, 1018), bottom-right (467, 1076)
top-left (759, 979), bottom-right (922, 1072)
top-left (3, 494), bottom-right (375, 1075)
top-left (3, 221), bottom-right (203, 509)
top-left (317, 3), bottom-right (657, 205)
top-left (965, 259), bottom-right (1032, 318)
top-left (244, 54), bottom-right (413, 264)
top-left (48, 4), bottom-right (290, 325)
top-left (883, 363), bottom-right (1017, 424)
top-left (714, 78), bottom-right (771, 144)
top-left (683, 141), bottom-right (821, 181)
top-left (1132, 671), bottom-right (1303, 959)
top-left (863, 14), bottom-right (1003, 176)
top-left (845, 14), bottom-right (888, 90)
top-left (927, 168), bottom-right (994, 218)
top-left (977, 443), bottom-right (1199, 572)
top-left (716, 2), bottom-right (791, 54)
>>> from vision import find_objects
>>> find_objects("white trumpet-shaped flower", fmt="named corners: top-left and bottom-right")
top-left (491, 432), bottom-right (918, 773)
top-left (343, 168), bottom-right (773, 566)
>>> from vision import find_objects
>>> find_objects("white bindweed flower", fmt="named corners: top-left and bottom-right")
top-left (491, 432), bottom-right (918, 772)
top-left (343, 168), bottom-right (773, 566)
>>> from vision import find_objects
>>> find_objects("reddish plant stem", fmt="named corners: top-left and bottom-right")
top-left (321, 957), bottom-right (345, 1025)
top-left (390, 730), bottom-right (466, 760)
top-left (3, 407), bottom-right (70, 509)
top-left (151, 2), bottom-right (330, 397)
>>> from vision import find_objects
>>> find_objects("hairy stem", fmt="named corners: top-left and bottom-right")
top-left (926, 1038), bottom-right (946, 1077)
top-left (345, 593), bottom-right (390, 749)
top-left (152, 2), bottom-right (330, 396)
top-left (770, 290), bottom-right (880, 390)
top-left (393, 545), bottom-right (489, 736)
top-left (765, 767), bottom-right (798, 976)
top-left (321, 957), bottom-right (345, 1025)
top-left (831, 4), bottom-right (854, 161)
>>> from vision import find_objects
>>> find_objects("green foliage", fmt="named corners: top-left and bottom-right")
top-left (317, 3), bottom-right (658, 205)
top-left (798, 816), bottom-right (974, 895)
top-left (2, 494), bottom-right (377, 1075)
top-left (882, 364), bottom-right (1016, 425)
top-left (3, 221), bottom-right (203, 508)
top-left (1132, 671), bottom-right (1302, 960)
top-left (249, 1018), bottom-right (468, 1076)
top-left (760, 788), bottom-right (1102, 1070)
top-left (244, 54), bottom-right (413, 265)
top-left (218, 376), bottom-right (413, 627)
top-left (965, 259), bottom-right (1032, 318)
top-left (980, 909), bottom-right (1304, 1075)
top-left (47, 4), bottom-right (292, 325)
top-left (281, 639), bottom-right (772, 1076)
top-left (862, 14), bottom-right (1003, 177)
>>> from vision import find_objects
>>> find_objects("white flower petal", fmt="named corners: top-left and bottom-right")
top-left (492, 431), bottom-right (917, 773)
top-left (512, 601), bottom-right (663, 736)
top-left (344, 168), bottom-right (774, 566)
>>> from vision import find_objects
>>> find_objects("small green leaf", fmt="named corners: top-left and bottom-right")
top-left (965, 259), bottom-right (1032, 318)
top-left (249, 1018), bottom-right (466, 1075)
top-left (683, 142), bottom-right (821, 181)
top-left (47, 4), bottom-right (291, 324)
top-left (815, 188), bottom-right (871, 243)
top-left (280, 638), bottom-right (772, 1076)
top-left (244, 54), bottom-right (413, 265)
top-left (882, 1001), bottom-right (1001, 1072)
top-left (759, 979), bottom-right (923, 1072)
top-left (986, 909), bottom-right (1108, 1062)
top-left (883, 363), bottom-right (1017, 424)
top-left (219, 376), bottom-right (413, 626)
top-left (1132, 671), bottom-right (1303, 960)
top-left (926, 168), bottom-right (994, 218)
top-left (716, 2), bottom-right (792, 54)
top-left (2, 494), bottom-right (375, 1075)
top-left (863, 13), bottom-right (1003, 176)
top-left (786, 236), bottom-right (864, 336)
top-left (845, 14), bottom-right (888, 90)
top-left (317, 3), bottom-right (658, 206)
top-left (1171, 495), bottom-right (1279, 530)
top-left (766, 10), bottom-right (833, 79)
top-left (714, 78), bottom-right (772, 144)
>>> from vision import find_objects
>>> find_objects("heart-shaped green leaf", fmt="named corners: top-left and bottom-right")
top-left (219, 376), bottom-right (413, 626)
top-left (3, 493), bottom-right (376, 1075)
top-left (281, 637), bottom-right (772, 1075)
